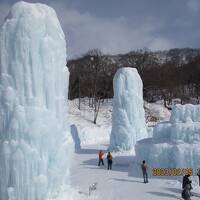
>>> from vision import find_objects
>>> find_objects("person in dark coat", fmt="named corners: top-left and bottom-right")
top-left (182, 174), bottom-right (192, 190)
top-left (107, 152), bottom-right (112, 170)
top-left (141, 160), bottom-right (148, 183)
top-left (197, 169), bottom-right (200, 186)
top-left (182, 183), bottom-right (192, 200)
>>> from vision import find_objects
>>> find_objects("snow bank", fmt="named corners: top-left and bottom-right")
top-left (68, 99), bottom-right (112, 146)
top-left (77, 126), bottom-right (110, 145)
top-left (110, 68), bottom-right (148, 151)
top-left (136, 104), bottom-right (200, 169)
top-left (71, 124), bottom-right (110, 146)
top-left (0, 2), bottom-right (73, 200)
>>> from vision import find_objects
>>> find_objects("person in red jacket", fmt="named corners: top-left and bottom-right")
top-left (98, 150), bottom-right (104, 166)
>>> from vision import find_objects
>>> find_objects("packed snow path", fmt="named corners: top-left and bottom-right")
top-left (70, 144), bottom-right (200, 200)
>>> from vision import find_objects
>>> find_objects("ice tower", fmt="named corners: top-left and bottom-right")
top-left (110, 67), bottom-right (147, 151)
top-left (0, 2), bottom-right (73, 200)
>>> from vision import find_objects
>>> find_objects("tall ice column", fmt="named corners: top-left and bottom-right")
top-left (110, 67), bottom-right (147, 151)
top-left (0, 2), bottom-right (73, 200)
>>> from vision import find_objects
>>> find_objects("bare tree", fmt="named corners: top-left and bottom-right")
top-left (86, 49), bottom-right (104, 124)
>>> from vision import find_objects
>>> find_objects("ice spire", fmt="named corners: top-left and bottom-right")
top-left (0, 2), bottom-right (73, 199)
top-left (110, 67), bottom-right (147, 151)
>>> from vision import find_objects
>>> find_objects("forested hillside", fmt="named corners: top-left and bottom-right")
top-left (68, 48), bottom-right (200, 105)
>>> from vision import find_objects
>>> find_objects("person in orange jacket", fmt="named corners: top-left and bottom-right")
top-left (98, 150), bottom-right (104, 166)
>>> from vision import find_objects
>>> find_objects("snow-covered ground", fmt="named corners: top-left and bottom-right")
top-left (68, 144), bottom-right (200, 200)
top-left (67, 99), bottom-right (200, 200)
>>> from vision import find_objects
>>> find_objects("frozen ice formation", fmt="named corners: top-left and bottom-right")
top-left (0, 2), bottom-right (73, 200)
top-left (136, 104), bottom-right (200, 169)
top-left (110, 67), bottom-right (148, 151)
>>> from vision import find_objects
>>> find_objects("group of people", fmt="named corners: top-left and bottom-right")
top-left (98, 150), bottom-right (113, 170)
top-left (98, 151), bottom-right (148, 179)
top-left (97, 151), bottom-right (200, 200)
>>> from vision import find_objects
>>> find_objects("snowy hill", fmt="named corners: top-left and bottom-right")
top-left (68, 48), bottom-right (200, 103)
top-left (96, 48), bottom-right (200, 71)
top-left (68, 99), bottom-right (171, 145)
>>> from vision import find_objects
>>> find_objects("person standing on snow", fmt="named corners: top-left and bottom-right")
top-left (107, 152), bottom-right (113, 170)
top-left (141, 160), bottom-right (148, 183)
top-left (98, 150), bottom-right (104, 166)
top-left (182, 183), bottom-right (192, 200)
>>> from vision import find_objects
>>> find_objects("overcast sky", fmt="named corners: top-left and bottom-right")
top-left (0, 0), bottom-right (200, 58)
